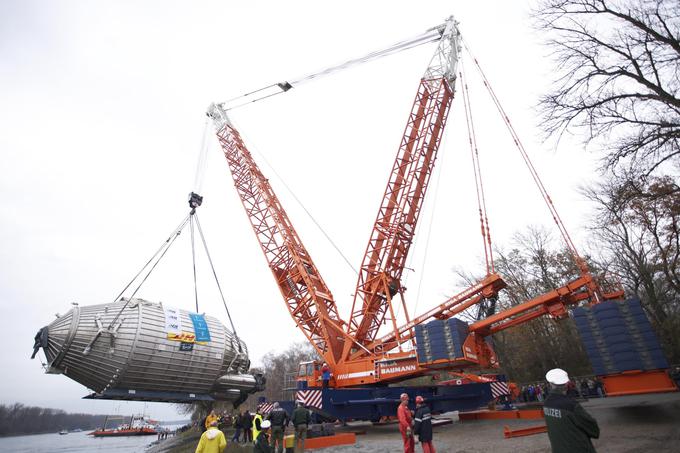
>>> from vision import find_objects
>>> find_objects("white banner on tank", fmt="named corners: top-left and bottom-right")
top-left (164, 307), bottom-right (197, 342)
top-left (165, 307), bottom-right (182, 334)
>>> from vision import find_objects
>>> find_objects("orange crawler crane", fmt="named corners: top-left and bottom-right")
top-left (206, 16), bottom-right (668, 420)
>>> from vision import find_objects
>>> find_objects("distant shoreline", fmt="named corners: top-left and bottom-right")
top-left (0, 430), bottom-right (88, 438)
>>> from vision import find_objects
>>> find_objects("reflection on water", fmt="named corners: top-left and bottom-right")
top-left (0, 431), bottom-right (156, 452)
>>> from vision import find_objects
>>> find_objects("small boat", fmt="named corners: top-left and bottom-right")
top-left (90, 414), bottom-right (158, 437)
top-left (59, 430), bottom-right (68, 435)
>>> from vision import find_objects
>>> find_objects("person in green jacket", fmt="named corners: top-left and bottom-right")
top-left (195, 420), bottom-right (227, 453)
top-left (254, 420), bottom-right (272, 453)
top-left (291, 401), bottom-right (312, 453)
top-left (543, 368), bottom-right (600, 453)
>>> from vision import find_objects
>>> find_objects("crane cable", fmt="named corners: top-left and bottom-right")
top-left (461, 40), bottom-right (585, 274)
top-left (103, 208), bottom-right (243, 348)
top-left (106, 215), bottom-right (190, 330)
top-left (192, 213), bottom-right (241, 349)
top-left (220, 25), bottom-right (445, 111)
top-left (460, 61), bottom-right (495, 275)
top-left (189, 121), bottom-right (243, 339)
top-left (193, 119), bottom-right (211, 194)
top-left (190, 214), bottom-right (199, 313)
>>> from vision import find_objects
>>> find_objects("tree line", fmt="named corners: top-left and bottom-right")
top-left (0, 403), bottom-right (114, 436)
top-left (474, 0), bottom-right (680, 383)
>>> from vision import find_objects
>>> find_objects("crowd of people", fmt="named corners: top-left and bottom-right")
top-left (512, 376), bottom-right (606, 404)
top-left (156, 427), bottom-right (172, 441)
top-left (192, 367), bottom-right (607, 453)
top-left (194, 401), bottom-right (312, 453)
top-left (517, 382), bottom-right (548, 402)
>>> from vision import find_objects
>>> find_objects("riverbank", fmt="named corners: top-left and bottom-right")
top-left (150, 392), bottom-right (680, 453)
top-left (147, 428), bottom-right (250, 453)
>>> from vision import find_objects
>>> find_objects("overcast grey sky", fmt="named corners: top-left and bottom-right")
top-left (0, 1), bottom-right (602, 420)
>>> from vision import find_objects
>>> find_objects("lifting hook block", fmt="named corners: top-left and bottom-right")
top-left (189, 192), bottom-right (203, 212)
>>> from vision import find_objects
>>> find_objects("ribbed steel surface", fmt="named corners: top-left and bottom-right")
top-left (44, 299), bottom-right (250, 397)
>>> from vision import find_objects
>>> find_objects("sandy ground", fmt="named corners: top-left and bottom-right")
top-left (151, 393), bottom-right (680, 453)
top-left (325, 393), bottom-right (680, 453)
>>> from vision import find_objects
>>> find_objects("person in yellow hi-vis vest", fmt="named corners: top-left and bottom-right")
top-left (252, 407), bottom-right (264, 441)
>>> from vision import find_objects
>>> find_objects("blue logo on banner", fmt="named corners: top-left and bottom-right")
top-left (189, 313), bottom-right (211, 343)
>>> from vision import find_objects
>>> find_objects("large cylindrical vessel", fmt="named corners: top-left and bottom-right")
top-left (32, 298), bottom-right (264, 404)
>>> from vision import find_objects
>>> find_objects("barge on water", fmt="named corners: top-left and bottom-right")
top-left (89, 414), bottom-right (158, 437)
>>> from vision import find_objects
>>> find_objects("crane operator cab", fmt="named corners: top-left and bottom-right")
top-left (297, 360), bottom-right (332, 389)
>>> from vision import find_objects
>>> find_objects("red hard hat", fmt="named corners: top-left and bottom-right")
top-left (415, 396), bottom-right (424, 404)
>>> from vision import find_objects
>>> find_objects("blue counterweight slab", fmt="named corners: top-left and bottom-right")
top-left (574, 297), bottom-right (670, 374)
top-left (446, 318), bottom-right (469, 359)
top-left (624, 297), bottom-right (646, 315)
top-left (597, 316), bottom-right (628, 329)
top-left (592, 302), bottom-right (621, 315)
top-left (416, 318), bottom-right (472, 362)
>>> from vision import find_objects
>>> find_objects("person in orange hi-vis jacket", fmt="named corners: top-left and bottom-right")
top-left (397, 393), bottom-right (415, 453)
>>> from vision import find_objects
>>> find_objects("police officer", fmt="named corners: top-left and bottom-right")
top-left (266, 402), bottom-right (289, 453)
top-left (254, 420), bottom-right (272, 453)
top-left (543, 368), bottom-right (600, 453)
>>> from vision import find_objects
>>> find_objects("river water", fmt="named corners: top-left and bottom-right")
top-left (0, 431), bottom-right (157, 452)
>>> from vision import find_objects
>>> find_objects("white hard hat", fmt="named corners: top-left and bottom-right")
top-left (546, 368), bottom-right (569, 385)
top-left (261, 420), bottom-right (271, 429)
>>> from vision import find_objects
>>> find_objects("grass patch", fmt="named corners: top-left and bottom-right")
top-left (162, 428), bottom-right (254, 453)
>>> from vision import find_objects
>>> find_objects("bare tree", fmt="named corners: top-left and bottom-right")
top-left (534, 0), bottom-right (680, 175)
top-left (456, 227), bottom-right (592, 382)
top-left (584, 174), bottom-right (680, 361)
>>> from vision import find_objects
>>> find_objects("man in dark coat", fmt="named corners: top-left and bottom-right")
top-left (543, 368), bottom-right (600, 453)
top-left (241, 410), bottom-right (253, 443)
top-left (292, 401), bottom-right (312, 453)
top-left (266, 402), bottom-right (289, 453)
top-left (413, 395), bottom-right (435, 453)
top-left (231, 411), bottom-right (242, 443)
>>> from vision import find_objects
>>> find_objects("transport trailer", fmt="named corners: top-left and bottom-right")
top-left (261, 382), bottom-right (494, 422)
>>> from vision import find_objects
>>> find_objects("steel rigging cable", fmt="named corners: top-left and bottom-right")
top-left (104, 198), bottom-right (242, 349)
top-left (220, 23), bottom-right (446, 111)
top-left (106, 214), bottom-right (190, 330)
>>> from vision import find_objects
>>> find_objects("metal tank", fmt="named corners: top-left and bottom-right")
top-left (31, 298), bottom-right (264, 405)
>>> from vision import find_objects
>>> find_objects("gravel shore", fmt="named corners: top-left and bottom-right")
top-left (150, 392), bottom-right (680, 453)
